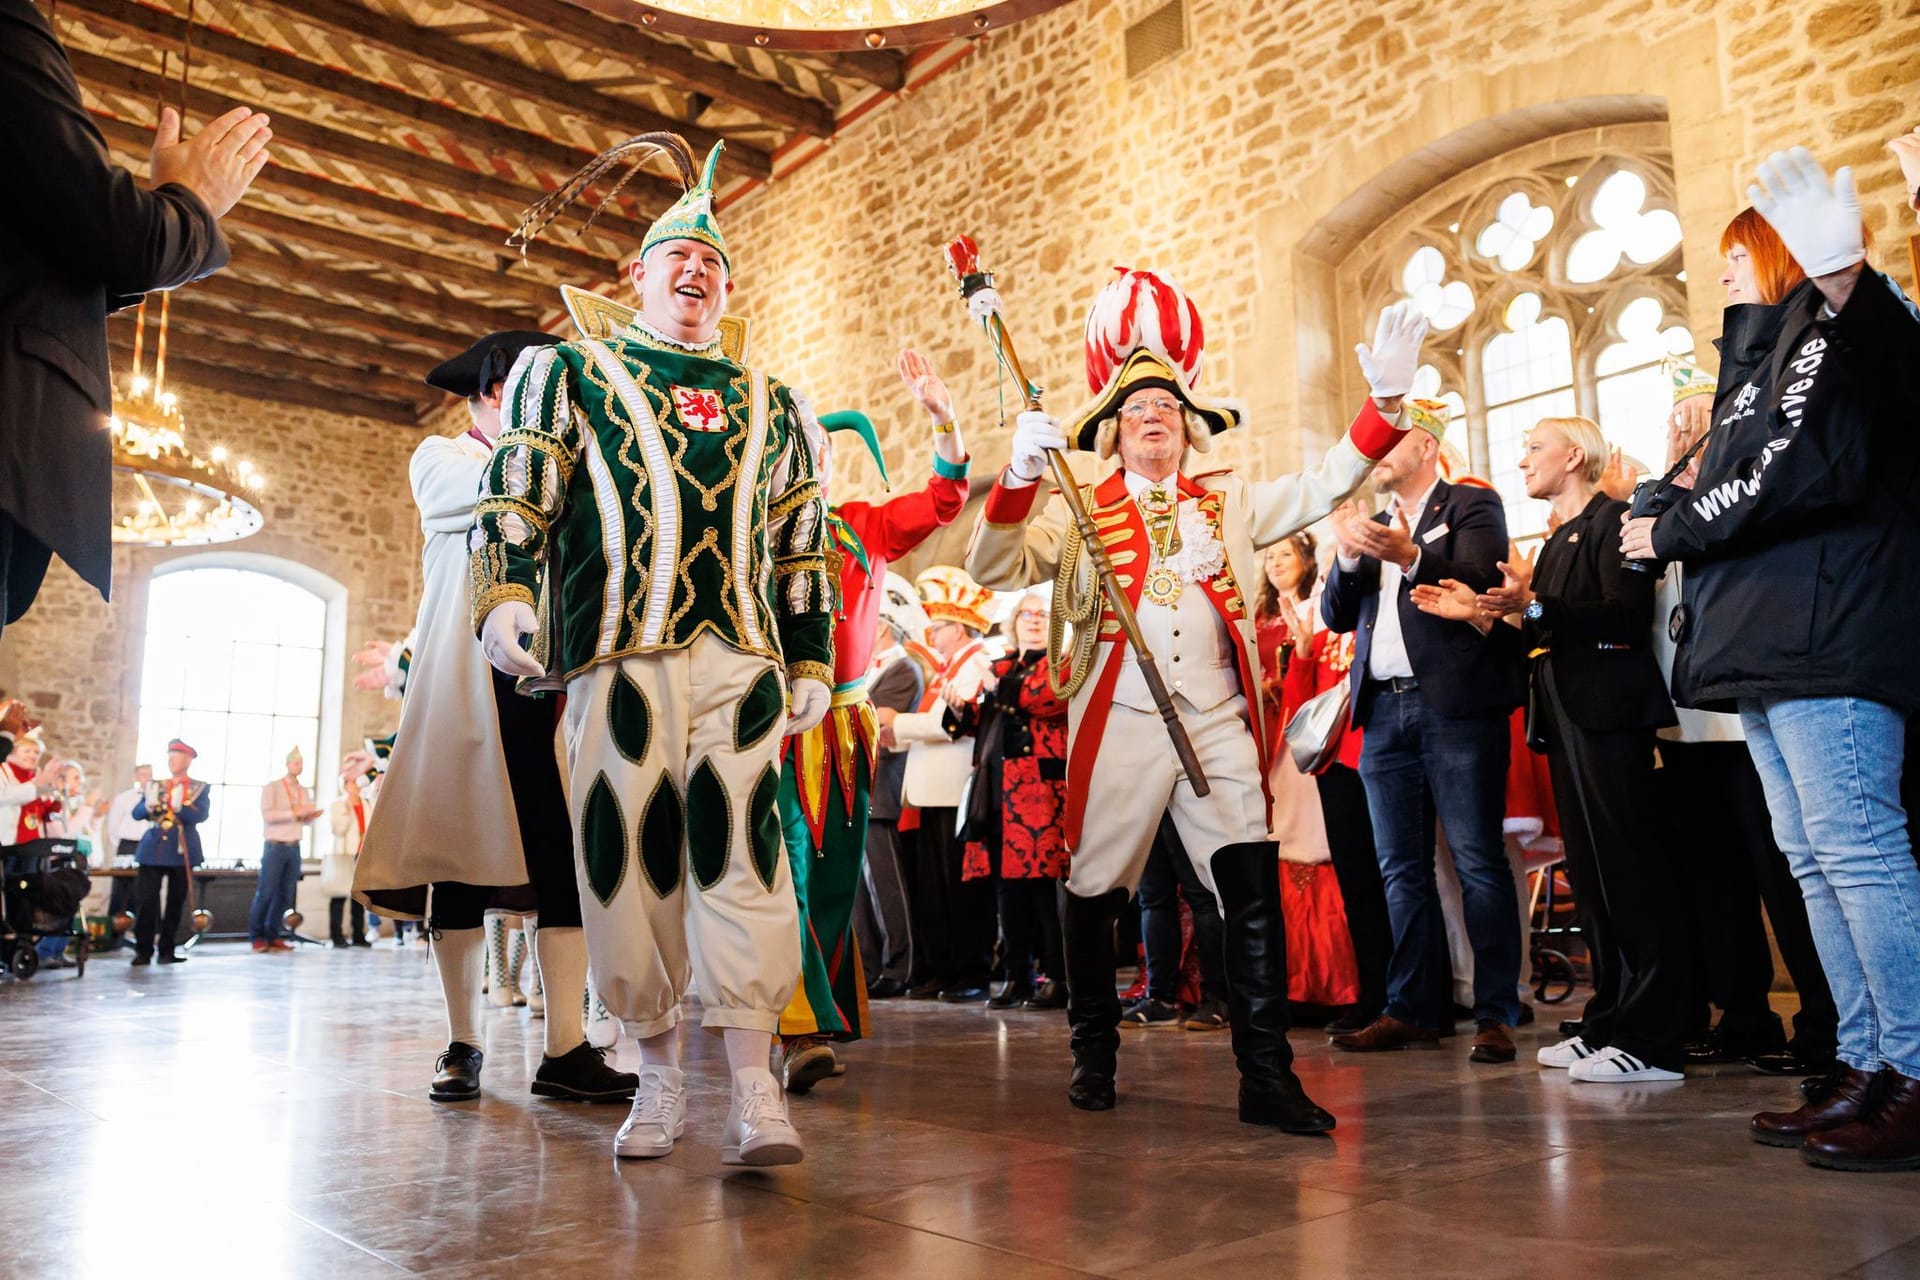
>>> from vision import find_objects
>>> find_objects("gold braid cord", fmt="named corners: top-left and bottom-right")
top-left (1048, 493), bottom-right (1101, 701)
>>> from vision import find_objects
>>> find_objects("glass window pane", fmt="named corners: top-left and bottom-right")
top-left (223, 713), bottom-right (277, 787)
top-left (275, 647), bottom-right (322, 717)
top-left (1591, 170), bottom-right (1648, 227)
top-left (1566, 230), bottom-right (1621, 284)
top-left (1596, 364), bottom-right (1676, 481)
top-left (179, 640), bottom-right (234, 712)
top-left (230, 642), bottom-right (278, 714)
top-left (139, 633), bottom-right (188, 712)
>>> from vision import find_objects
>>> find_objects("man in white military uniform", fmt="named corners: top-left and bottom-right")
top-left (967, 268), bottom-right (1427, 1132)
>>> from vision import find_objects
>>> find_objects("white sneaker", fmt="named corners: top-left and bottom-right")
top-left (613, 1066), bottom-right (686, 1159)
top-left (1536, 1036), bottom-right (1601, 1069)
top-left (1567, 1045), bottom-right (1685, 1083)
top-left (722, 1067), bottom-right (804, 1167)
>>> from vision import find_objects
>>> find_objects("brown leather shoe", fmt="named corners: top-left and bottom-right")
top-left (1329, 1014), bottom-right (1440, 1053)
top-left (1750, 1065), bottom-right (1878, 1148)
top-left (1469, 1021), bottom-right (1516, 1064)
top-left (1802, 1069), bottom-right (1920, 1171)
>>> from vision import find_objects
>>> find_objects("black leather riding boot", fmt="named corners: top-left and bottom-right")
top-left (1062, 887), bottom-right (1130, 1110)
top-left (1211, 842), bottom-right (1335, 1134)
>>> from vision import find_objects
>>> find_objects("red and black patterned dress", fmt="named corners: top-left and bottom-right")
top-left (953, 650), bottom-right (1070, 882)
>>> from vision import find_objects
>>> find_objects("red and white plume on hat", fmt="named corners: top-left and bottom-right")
top-left (1083, 268), bottom-right (1206, 394)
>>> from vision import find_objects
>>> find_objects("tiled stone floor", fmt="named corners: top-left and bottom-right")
top-left (2, 942), bottom-right (1916, 1278)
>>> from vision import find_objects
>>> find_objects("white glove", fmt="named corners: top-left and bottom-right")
top-left (479, 600), bottom-right (545, 678)
top-left (785, 678), bottom-right (830, 736)
top-left (1748, 147), bottom-right (1865, 278)
top-left (1354, 301), bottom-right (1429, 399)
top-left (1008, 410), bottom-right (1066, 483)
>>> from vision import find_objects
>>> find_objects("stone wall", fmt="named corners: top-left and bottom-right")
top-left (720, 0), bottom-right (1918, 549)
top-left (0, 385), bottom-right (433, 793)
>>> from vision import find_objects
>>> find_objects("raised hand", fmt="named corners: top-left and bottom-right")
top-left (1748, 147), bottom-right (1865, 278)
top-left (1354, 302), bottom-right (1429, 404)
top-left (150, 105), bottom-right (273, 219)
top-left (1887, 127), bottom-right (1920, 214)
top-left (1008, 410), bottom-right (1065, 482)
top-left (897, 349), bottom-right (955, 425)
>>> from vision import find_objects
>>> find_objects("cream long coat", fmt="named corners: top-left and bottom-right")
top-left (966, 407), bottom-right (1401, 858)
top-left (351, 433), bottom-right (532, 916)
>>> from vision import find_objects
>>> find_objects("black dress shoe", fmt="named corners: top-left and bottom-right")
top-left (939, 985), bottom-right (988, 1003)
top-left (350, 937), bottom-right (373, 948)
top-left (157, 951), bottom-right (186, 965)
top-left (532, 1042), bottom-right (638, 1102)
top-left (1750, 1042), bottom-right (1839, 1079)
top-left (987, 981), bottom-right (1033, 1009)
top-left (331, 938), bottom-right (349, 949)
top-left (1240, 1074), bottom-right (1336, 1134)
top-left (906, 980), bottom-right (944, 1000)
top-left (1025, 979), bottom-right (1067, 1010)
top-left (867, 977), bottom-right (908, 999)
top-left (1067, 1060), bottom-right (1116, 1111)
top-left (130, 952), bottom-right (153, 967)
top-left (430, 1042), bottom-right (484, 1102)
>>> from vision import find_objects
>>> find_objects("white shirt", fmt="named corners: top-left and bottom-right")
top-left (1337, 479), bottom-right (1437, 681)
top-left (1650, 564), bottom-right (1745, 745)
top-left (105, 785), bottom-right (149, 848)
top-left (261, 776), bottom-right (313, 845)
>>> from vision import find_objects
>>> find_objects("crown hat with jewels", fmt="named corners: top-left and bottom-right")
top-left (915, 566), bottom-right (994, 635)
top-left (1058, 268), bottom-right (1244, 458)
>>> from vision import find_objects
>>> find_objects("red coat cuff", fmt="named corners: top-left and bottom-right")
top-left (983, 476), bottom-right (1040, 524)
top-left (1347, 399), bottom-right (1404, 461)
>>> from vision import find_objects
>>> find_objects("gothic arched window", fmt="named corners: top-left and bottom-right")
top-left (1346, 128), bottom-right (1694, 539)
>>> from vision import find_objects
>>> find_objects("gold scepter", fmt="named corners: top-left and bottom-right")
top-left (944, 235), bottom-right (1209, 796)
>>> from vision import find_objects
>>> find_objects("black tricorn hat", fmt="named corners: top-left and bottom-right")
top-left (425, 330), bottom-right (561, 398)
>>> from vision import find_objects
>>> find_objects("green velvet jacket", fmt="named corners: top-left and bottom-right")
top-left (468, 323), bottom-right (834, 690)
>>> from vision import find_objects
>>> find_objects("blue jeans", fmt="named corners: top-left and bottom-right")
top-left (1740, 697), bottom-right (1920, 1078)
top-left (249, 842), bottom-right (303, 943)
top-left (1358, 687), bottom-right (1521, 1029)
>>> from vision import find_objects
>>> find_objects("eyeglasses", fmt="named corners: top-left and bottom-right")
top-left (1014, 609), bottom-right (1047, 621)
top-left (1119, 398), bottom-right (1181, 421)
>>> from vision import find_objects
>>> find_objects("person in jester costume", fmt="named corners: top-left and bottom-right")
top-left (778, 350), bottom-right (973, 1095)
top-left (472, 133), bottom-right (834, 1167)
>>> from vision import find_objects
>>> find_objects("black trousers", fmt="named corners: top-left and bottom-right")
top-left (328, 896), bottom-right (367, 943)
top-left (1316, 763), bottom-right (1392, 1019)
top-left (1662, 738), bottom-right (1837, 1054)
top-left (998, 877), bottom-right (1063, 987)
top-left (1541, 676), bottom-right (1692, 1071)
top-left (1138, 816), bottom-right (1226, 1006)
top-left (133, 865), bottom-right (187, 956)
top-left (855, 818), bottom-right (914, 986)
top-left (910, 810), bottom-right (994, 989)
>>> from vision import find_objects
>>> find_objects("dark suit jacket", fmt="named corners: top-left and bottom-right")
top-left (1321, 478), bottom-right (1524, 727)
top-left (867, 656), bottom-right (925, 823)
top-left (1524, 493), bottom-right (1676, 734)
top-left (0, 0), bottom-right (229, 618)
top-left (132, 781), bottom-right (210, 868)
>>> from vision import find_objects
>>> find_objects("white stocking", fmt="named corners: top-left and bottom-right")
top-left (533, 926), bottom-right (587, 1059)
top-left (432, 927), bottom-right (484, 1048)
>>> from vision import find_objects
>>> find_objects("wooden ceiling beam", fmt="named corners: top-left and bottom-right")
top-left (60, 0), bottom-right (716, 199)
top-left (89, 109), bottom-right (618, 277)
top-left (67, 45), bottom-right (663, 242)
top-left (247, 0), bottom-right (774, 178)
top-left (113, 329), bottom-right (426, 401)
top-left (185, 273), bottom-right (472, 353)
top-left (109, 341), bottom-right (424, 421)
top-left (457, 0), bottom-right (835, 138)
top-left (160, 299), bottom-right (431, 378)
top-left (809, 49), bottom-right (907, 92)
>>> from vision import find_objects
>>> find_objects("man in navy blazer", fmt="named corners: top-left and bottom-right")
top-left (131, 738), bottom-right (210, 966)
top-left (1320, 406), bottom-right (1525, 1060)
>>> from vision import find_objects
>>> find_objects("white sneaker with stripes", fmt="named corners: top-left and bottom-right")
top-left (1536, 1036), bottom-right (1600, 1069)
top-left (1568, 1046), bottom-right (1685, 1083)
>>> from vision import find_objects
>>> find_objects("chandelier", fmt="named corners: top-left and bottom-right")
top-left (110, 293), bottom-right (264, 547)
top-left (610, 0), bottom-right (1075, 50)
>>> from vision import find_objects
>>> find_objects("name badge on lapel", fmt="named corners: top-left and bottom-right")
top-left (1421, 523), bottom-right (1449, 544)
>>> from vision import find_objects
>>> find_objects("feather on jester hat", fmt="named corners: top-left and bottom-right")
top-left (1059, 268), bottom-right (1244, 458)
top-left (508, 132), bottom-right (729, 268)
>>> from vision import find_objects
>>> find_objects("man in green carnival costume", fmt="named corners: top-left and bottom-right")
top-left (472, 134), bottom-right (832, 1167)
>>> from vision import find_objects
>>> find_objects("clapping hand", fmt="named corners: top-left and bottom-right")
top-left (149, 105), bottom-right (272, 219)
top-left (1666, 397), bottom-right (1712, 489)
top-left (1477, 541), bottom-right (1536, 617)
top-left (352, 640), bottom-right (395, 692)
top-left (1748, 147), bottom-right (1865, 279)
top-left (1596, 446), bottom-right (1638, 503)
top-left (340, 749), bottom-right (378, 781)
top-left (1409, 578), bottom-right (1484, 627)
top-left (1343, 505), bottom-right (1417, 571)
